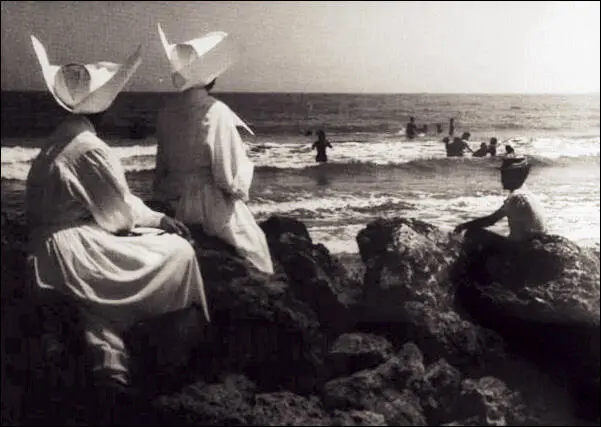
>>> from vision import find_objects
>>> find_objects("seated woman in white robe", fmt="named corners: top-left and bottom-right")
top-left (152, 24), bottom-right (274, 275)
top-left (27, 35), bottom-right (209, 390)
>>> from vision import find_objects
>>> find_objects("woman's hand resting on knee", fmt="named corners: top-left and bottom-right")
top-left (160, 215), bottom-right (193, 241)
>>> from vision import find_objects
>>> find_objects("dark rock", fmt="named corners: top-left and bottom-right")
top-left (408, 359), bottom-right (463, 425)
top-left (124, 305), bottom-right (211, 393)
top-left (441, 417), bottom-right (484, 426)
top-left (334, 252), bottom-right (366, 285)
top-left (326, 332), bottom-right (394, 379)
top-left (453, 229), bottom-right (600, 420)
top-left (1, 214), bottom-right (91, 424)
top-left (250, 392), bottom-right (329, 426)
top-left (260, 216), bottom-right (364, 337)
top-left (456, 376), bottom-right (529, 426)
top-left (188, 222), bottom-right (329, 394)
top-left (153, 376), bottom-right (389, 426)
top-left (323, 377), bottom-right (426, 426)
top-left (1, 212), bottom-right (31, 303)
top-left (356, 217), bottom-right (505, 371)
top-left (396, 342), bottom-right (426, 379)
top-left (126, 216), bottom-right (362, 395)
top-left (407, 358), bottom-right (530, 426)
top-left (153, 374), bottom-right (256, 425)
top-left (260, 215), bottom-right (312, 242)
top-left (325, 343), bottom-right (425, 400)
top-left (455, 230), bottom-right (599, 324)
top-left (330, 409), bottom-right (388, 426)
top-left (483, 354), bottom-right (589, 426)
top-left (322, 356), bottom-right (427, 425)
top-left (375, 389), bottom-right (427, 426)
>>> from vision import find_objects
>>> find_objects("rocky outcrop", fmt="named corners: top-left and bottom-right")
top-left (454, 229), bottom-right (600, 324)
top-left (126, 216), bottom-right (366, 395)
top-left (260, 216), bottom-right (364, 337)
top-left (322, 343), bottom-right (427, 426)
top-left (456, 376), bottom-right (528, 426)
top-left (2, 212), bottom-right (598, 425)
top-left (322, 342), bottom-right (531, 426)
top-left (325, 332), bottom-right (394, 379)
top-left (356, 218), bottom-right (505, 372)
top-left (453, 229), bottom-right (600, 419)
top-left (154, 373), bottom-right (388, 426)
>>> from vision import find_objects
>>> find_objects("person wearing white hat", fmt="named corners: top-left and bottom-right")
top-left (26, 35), bottom-right (210, 403)
top-left (152, 24), bottom-right (274, 275)
top-left (454, 155), bottom-right (548, 241)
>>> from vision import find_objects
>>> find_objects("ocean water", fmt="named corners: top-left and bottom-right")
top-left (2, 91), bottom-right (599, 253)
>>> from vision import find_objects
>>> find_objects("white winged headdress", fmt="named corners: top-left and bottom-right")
top-left (157, 23), bottom-right (238, 93)
top-left (31, 35), bottom-right (142, 114)
top-left (157, 24), bottom-right (253, 135)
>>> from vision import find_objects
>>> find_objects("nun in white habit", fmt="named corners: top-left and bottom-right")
top-left (26, 35), bottom-right (209, 387)
top-left (152, 24), bottom-right (274, 275)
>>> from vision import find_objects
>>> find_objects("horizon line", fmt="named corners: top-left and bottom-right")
top-left (1, 89), bottom-right (599, 96)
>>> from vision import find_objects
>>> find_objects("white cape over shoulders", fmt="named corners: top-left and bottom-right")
top-left (153, 91), bottom-right (274, 274)
top-left (27, 120), bottom-right (210, 328)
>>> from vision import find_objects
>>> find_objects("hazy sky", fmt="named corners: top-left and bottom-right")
top-left (1, 1), bottom-right (599, 93)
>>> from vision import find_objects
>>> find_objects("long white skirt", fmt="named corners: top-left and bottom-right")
top-left (30, 224), bottom-right (209, 382)
top-left (175, 182), bottom-right (274, 275)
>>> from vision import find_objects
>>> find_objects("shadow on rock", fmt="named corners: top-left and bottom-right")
top-left (452, 228), bottom-right (600, 420)
top-left (260, 216), bottom-right (365, 339)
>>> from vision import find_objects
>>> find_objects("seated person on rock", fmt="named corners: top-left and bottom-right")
top-left (152, 24), bottom-right (274, 275)
top-left (454, 156), bottom-right (547, 244)
top-left (26, 35), bottom-right (210, 407)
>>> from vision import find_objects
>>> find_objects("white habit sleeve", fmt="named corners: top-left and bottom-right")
top-left (66, 142), bottom-right (164, 233)
top-left (208, 103), bottom-right (255, 201)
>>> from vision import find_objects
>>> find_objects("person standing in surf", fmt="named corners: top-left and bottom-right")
top-left (488, 137), bottom-right (498, 156)
top-left (446, 135), bottom-right (473, 157)
top-left (312, 129), bottom-right (333, 163)
top-left (405, 116), bottom-right (418, 139)
top-left (152, 24), bottom-right (274, 275)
